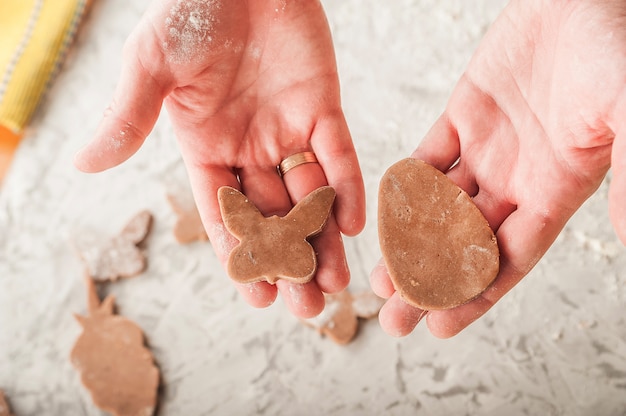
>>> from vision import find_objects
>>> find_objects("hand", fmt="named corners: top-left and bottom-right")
top-left (75, 0), bottom-right (366, 318)
top-left (371, 0), bottom-right (626, 337)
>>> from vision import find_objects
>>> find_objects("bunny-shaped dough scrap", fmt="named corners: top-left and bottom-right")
top-left (166, 193), bottom-right (208, 244)
top-left (71, 278), bottom-right (160, 416)
top-left (218, 186), bottom-right (336, 284)
top-left (73, 210), bottom-right (153, 281)
top-left (304, 290), bottom-right (385, 344)
top-left (0, 390), bottom-right (13, 416)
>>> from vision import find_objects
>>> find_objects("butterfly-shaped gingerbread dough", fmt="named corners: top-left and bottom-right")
top-left (73, 210), bottom-right (153, 281)
top-left (218, 186), bottom-right (336, 284)
top-left (71, 278), bottom-right (159, 416)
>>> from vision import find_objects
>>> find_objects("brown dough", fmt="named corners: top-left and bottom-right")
top-left (0, 391), bottom-right (13, 416)
top-left (218, 186), bottom-right (336, 284)
top-left (73, 210), bottom-right (153, 281)
top-left (71, 278), bottom-right (160, 416)
top-left (378, 158), bottom-right (499, 310)
top-left (166, 193), bottom-right (208, 244)
top-left (304, 290), bottom-right (385, 344)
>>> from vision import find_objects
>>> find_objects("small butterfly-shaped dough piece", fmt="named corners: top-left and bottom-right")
top-left (71, 278), bottom-right (160, 416)
top-left (304, 290), bottom-right (386, 344)
top-left (218, 186), bottom-right (336, 284)
top-left (166, 193), bottom-right (208, 244)
top-left (73, 210), bottom-right (153, 281)
top-left (0, 390), bottom-right (13, 416)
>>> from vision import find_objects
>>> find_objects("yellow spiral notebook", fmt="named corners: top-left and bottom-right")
top-left (0, 0), bottom-right (91, 182)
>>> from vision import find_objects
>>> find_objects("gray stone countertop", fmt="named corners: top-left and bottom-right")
top-left (1, 0), bottom-right (625, 414)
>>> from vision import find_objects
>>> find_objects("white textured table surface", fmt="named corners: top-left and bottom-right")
top-left (2, 1), bottom-right (626, 415)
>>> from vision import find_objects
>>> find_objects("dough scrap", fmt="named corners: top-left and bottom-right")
top-left (70, 278), bottom-right (160, 416)
top-left (304, 290), bottom-right (385, 344)
top-left (73, 210), bottom-right (153, 281)
top-left (166, 193), bottom-right (208, 244)
top-left (378, 158), bottom-right (499, 310)
top-left (218, 186), bottom-right (336, 284)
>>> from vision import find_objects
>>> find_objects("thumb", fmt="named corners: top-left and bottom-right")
top-left (75, 35), bottom-right (169, 173)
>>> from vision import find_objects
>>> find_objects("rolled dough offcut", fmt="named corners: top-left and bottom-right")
top-left (70, 278), bottom-right (160, 416)
top-left (378, 158), bottom-right (499, 310)
top-left (303, 290), bottom-right (385, 344)
top-left (73, 210), bottom-right (153, 281)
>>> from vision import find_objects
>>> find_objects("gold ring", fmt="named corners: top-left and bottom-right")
top-left (278, 151), bottom-right (318, 176)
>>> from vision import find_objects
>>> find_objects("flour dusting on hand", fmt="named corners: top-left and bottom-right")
top-left (164, 0), bottom-right (222, 64)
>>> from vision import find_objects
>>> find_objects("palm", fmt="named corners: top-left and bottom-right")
top-left (372, 0), bottom-right (626, 337)
top-left (76, 0), bottom-right (365, 318)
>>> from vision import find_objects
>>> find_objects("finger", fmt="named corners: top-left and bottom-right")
top-left (411, 113), bottom-right (479, 197)
top-left (308, 216), bottom-right (348, 294)
top-left (281, 158), bottom-right (327, 199)
top-left (425, 205), bottom-right (566, 338)
top-left (378, 292), bottom-right (427, 337)
top-left (281, 159), bottom-right (350, 294)
top-left (183, 162), bottom-right (239, 261)
top-left (238, 165), bottom-right (291, 216)
top-left (183, 160), bottom-right (279, 308)
top-left (236, 165), bottom-right (293, 308)
top-left (234, 281), bottom-right (278, 309)
top-left (470, 187), bottom-right (517, 232)
top-left (410, 113), bottom-right (461, 172)
top-left (369, 258), bottom-right (395, 299)
top-left (311, 111), bottom-right (366, 236)
top-left (445, 162), bottom-right (479, 197)
top-left (74, 33), bottom-right (170, 172)
top-left (276, 279), bottom-right (325, 319)
top-left (609, 128), bottom-right (626, 244)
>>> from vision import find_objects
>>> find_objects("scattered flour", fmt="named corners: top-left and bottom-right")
top-left (305, 299), bottom-right (340, 328)
top-left (163, 0), bottom-right (222, 64)
top-left (248, 43), bottom-right (262, 61)
top-left (209, 222), bottom-right (237, 259)
top-left (274, 0), bottom-right (287, 14)
top-left (105, 121), bottom-right (135, 153)
top-left (288, 283), bottom-right (305, 305)
top-left (573, 230), bottom-right (621, 260)
top-left (351, 292), bottom-right (385, 318)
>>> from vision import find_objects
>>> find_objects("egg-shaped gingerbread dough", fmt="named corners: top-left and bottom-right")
top-left (378, 158), bottom-right (499, 310)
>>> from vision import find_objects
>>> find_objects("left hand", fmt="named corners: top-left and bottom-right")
top-left (75, 0), bottom-right (366, 318)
